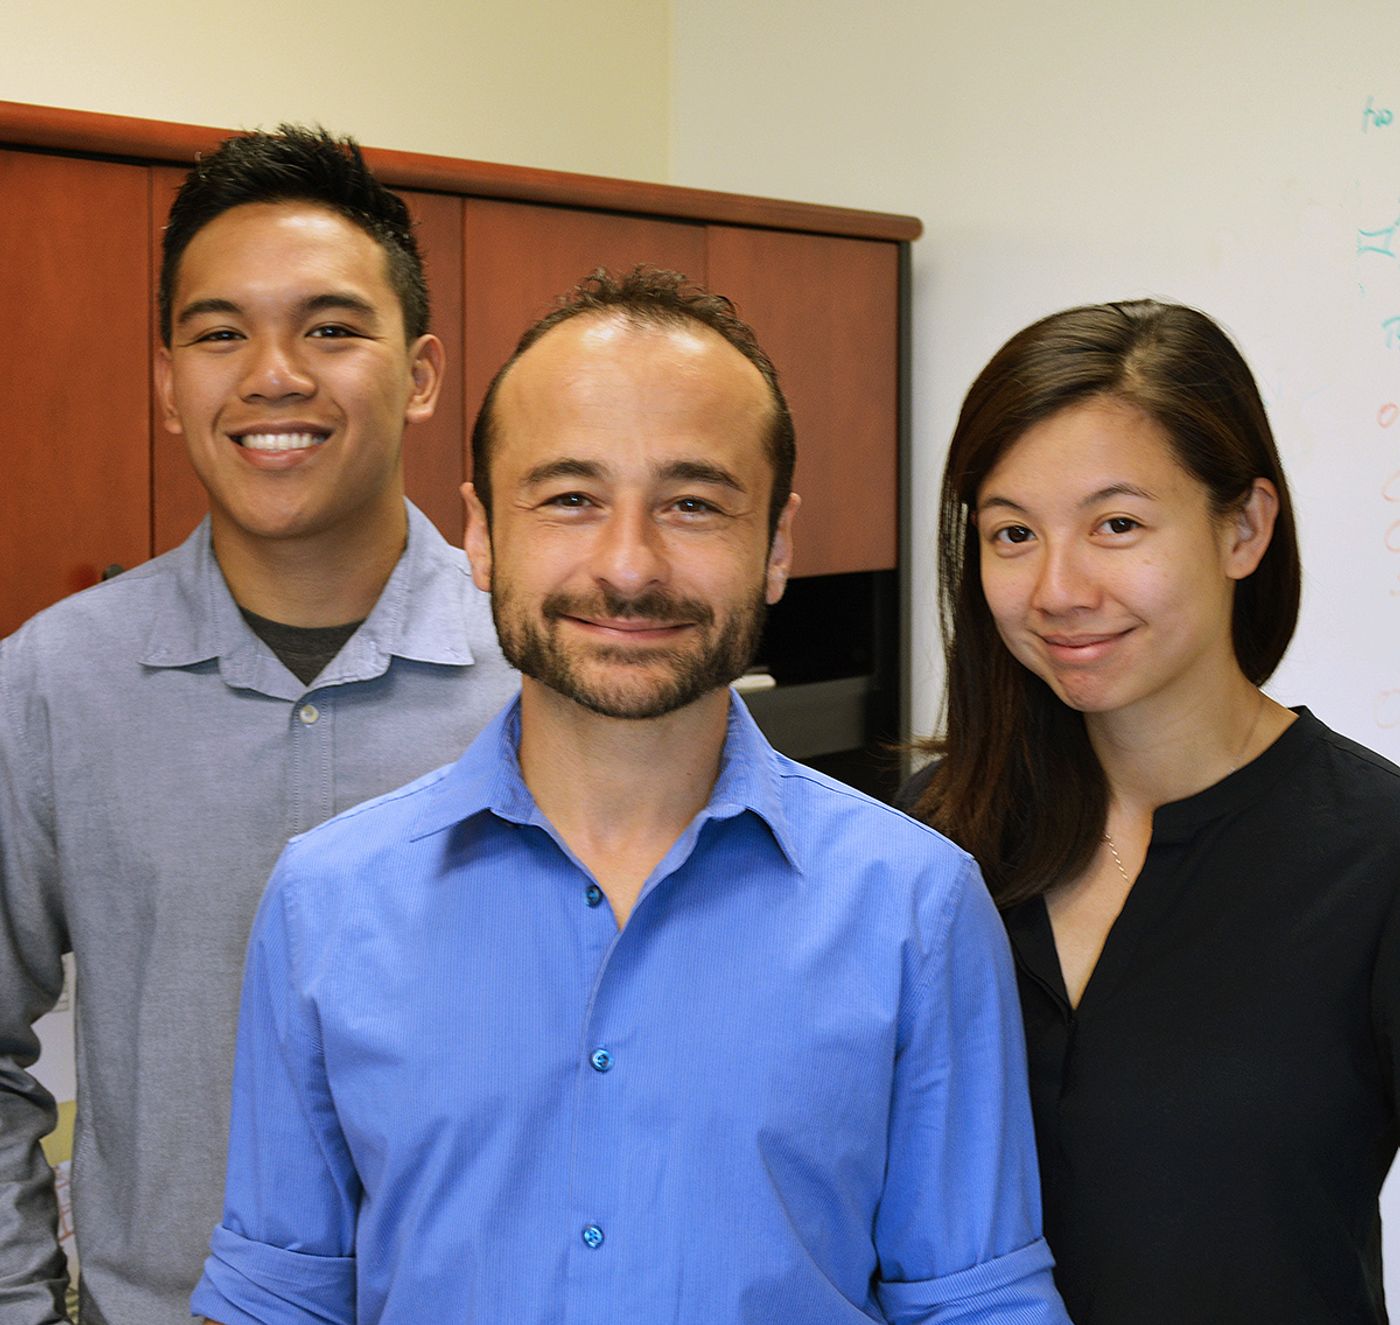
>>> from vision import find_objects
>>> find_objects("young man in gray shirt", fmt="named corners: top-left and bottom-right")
top-left (0, 127), bottom-right (517, 1325)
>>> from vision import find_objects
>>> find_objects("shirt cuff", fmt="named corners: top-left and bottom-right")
top-left (877, 1237), bottom-right (1069, 1324)
top-left (190, 1223), bottom-right (355, 1325)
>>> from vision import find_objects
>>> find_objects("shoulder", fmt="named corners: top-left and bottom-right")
top-left (288, 760), bottom-right (455, 866)
top-left (893, 758), bottom-right (938, 814)
top-left (769, 751), bottom-right (980, 894)
top-left (1, 547), bottom-right (186, 685)
top-left (1289, 710), bottom-right (1400, 817)
top-left (1307, 716), bottom-right (1400, 782)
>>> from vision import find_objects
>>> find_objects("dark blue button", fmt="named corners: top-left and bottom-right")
top-left (581, 1223), bottom-right (604, 1249)
top-left (584, 884), bottom-right (603, 908)
top-left (590, 1047), bottom-right (613, 1073)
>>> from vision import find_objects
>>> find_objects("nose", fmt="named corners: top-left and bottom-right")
top-left (1029, 539), bottom-right (1098, 616)
top-left (590, 500), bottom-right (667, 598)
top-left (239, 333), bottom-right (315, 402)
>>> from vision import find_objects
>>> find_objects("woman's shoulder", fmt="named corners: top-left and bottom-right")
top-left (893, 757), bottom-right (939, 815)
top-left (1294, 707), bottom-right (1400, 793)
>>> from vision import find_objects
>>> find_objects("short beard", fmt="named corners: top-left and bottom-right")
top-left (493, 581), bottom-right (767, 720)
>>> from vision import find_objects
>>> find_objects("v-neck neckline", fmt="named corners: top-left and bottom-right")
top-left (1006, 707), bottom-right (1319, 1015)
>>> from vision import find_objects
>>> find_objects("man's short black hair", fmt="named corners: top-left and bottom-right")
top-left (159, 124), bottom-right (429, 345)
top-left (470, 266), bottom-right (796, 540)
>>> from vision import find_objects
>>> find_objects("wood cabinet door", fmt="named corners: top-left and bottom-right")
top-left (706, 228), bottom-right (899, 578)
top-left (150, 180), bottom-right (470, 550)
top-left (1, 151), bottom-right (152, 637)
top-left (400, 191), bottom-right (466, 541)
top-left (462, 198), bottom-right (708, 462)
top-left (149, 165), bottom-right (205, 555)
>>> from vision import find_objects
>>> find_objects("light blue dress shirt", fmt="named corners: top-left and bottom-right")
top-left (0, 502), bottom-right (518, 1325)
top-left (193, 697), bottom-right (1069, 1325)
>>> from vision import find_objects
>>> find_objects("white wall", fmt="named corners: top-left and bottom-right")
top-left (1, 0), bottom-right (671, 180)
top-left (670, 0), bottom-right (1398, 762)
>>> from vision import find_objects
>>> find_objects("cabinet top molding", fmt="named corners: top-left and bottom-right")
top-left (0, 101), bottom-right (922, 244)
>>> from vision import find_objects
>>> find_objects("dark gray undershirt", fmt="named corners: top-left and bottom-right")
top-left (238, 607), bottom-right (365, 687)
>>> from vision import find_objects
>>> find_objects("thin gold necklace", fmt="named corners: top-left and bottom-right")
top-left (1100, 692), bottom-right (1269, 888)
top-left (1102, 832), bottom-right (1131, 885)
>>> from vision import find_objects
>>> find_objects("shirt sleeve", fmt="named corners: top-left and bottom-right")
top-left (0, 638), bottom-right (74, 1322)
top-left (190, 854), bottom-right (359, 1325)
top-left (873, 854), bottom-right (1072, 1325)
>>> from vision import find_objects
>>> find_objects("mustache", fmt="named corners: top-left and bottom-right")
top-left (541, 586), bottom-right (716, 628)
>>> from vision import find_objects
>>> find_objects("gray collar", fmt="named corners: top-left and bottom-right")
top-left (139, 502), bottom-right (477, 697)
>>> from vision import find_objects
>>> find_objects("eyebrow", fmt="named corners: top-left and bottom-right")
top-left (977, 482), bottom-right (1156, 514)
top-left (302, 291), bottom-right (380, 323)
top-left (658, 460), bottom-right (745, 492)
top-left (521, 458), bottom-right (606, 487)
top-left (520, 457), bottom-right (747, 492)
top-left (174, 297), bottom-right (241, 328)
top-left (174, 291), bottom-right (380, 329)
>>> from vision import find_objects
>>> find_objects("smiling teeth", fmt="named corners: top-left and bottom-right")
top-left (240, 432), bottom-right (324, 452)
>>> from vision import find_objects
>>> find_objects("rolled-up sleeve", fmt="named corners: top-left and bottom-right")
top-left (191, 857), bottom-right (359, 1325)
top-left (874, 857), bottom-right (1070, 1324)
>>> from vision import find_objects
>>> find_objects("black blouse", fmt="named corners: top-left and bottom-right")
top-left (903, 709), bottom-right (1400, 1323)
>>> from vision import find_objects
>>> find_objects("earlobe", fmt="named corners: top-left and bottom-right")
top-left (461, 482), bottom-right (494, 593)
top-left (405, 335), bottom-right (445, 424)
top-left (153, 347), bottom-right (184, 437)
top-left (765, 493), bottom-right (801, 605)
top-left (1225, 478), bottom-right (1279, 581)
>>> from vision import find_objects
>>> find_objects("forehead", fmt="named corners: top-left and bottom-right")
top-left (173, 202), bottom-right (395, 305)
top-left (491, 314), bottom-right (774, 477)
top-left (983, 397), bottom-right (1190, 496)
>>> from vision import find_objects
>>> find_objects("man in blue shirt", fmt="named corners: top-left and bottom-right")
top-left (194, 269), bottom-right (1069, 1324)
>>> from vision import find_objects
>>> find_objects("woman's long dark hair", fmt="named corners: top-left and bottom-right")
top-left (910, 300), bottom-right (1301, 907)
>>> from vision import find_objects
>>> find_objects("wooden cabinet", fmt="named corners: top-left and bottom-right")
top-left (706, 227), bottom-right (899, 578)
top-left (1, 150), bottom-right (151, 632)
top-left (0, 101), bottom-right (919, 787)
top-left (399, 191), bottom-right (468, 542)
top-left (463, 200), bottom-right (708, 436)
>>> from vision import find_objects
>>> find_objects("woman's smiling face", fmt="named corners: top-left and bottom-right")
top-left (976, 396), bottom-right (1272, 725)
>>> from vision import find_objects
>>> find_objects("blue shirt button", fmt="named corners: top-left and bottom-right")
top-left (584, 884), bottom-right (603, 908)
top-left (590, 1047), bottom-right (613, 1073)
top-left (581, 1223), bottom-right (605, 1249)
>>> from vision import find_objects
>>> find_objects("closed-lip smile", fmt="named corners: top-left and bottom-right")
top-left (569, 615), bottom-right (691, 639)
top-left (1038, 629), bottom-right (1131, 662)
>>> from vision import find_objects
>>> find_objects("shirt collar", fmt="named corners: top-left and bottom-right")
top-left (411, 690), bottom-right (803, 872)
top-left (139, 502), bottom-right (477, 691)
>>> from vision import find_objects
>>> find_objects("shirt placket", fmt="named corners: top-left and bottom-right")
top-left (288, 690), bottom-right (335, 836)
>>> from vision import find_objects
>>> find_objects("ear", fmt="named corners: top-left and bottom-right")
top-left (462, 482), bottom-right (493, 593)
top-left (764, 493), bottom-right (801, 605)
top-left (153, 346), bottom-right (184, 437)
top-left (1223, 478), bottom-right (1279, 581)
top-left (404, 334), bottom-right (445, 425)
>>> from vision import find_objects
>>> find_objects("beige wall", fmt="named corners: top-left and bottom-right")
top-left (1, 0), bottom-right (671, 180)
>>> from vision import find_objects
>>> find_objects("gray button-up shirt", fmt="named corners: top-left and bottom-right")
top-left (0, 502), bottom-right (518, 1325)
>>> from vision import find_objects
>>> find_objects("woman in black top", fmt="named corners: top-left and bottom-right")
top-left (900, 299), bottom-right (1400, 1324)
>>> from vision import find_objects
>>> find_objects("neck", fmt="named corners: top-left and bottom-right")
top-left (1086, 672), bottom-right (1293, 815)
top-left (210, 501), bottom-right (408, 626)
top-left (517, 681), bottom-right (731, 925)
